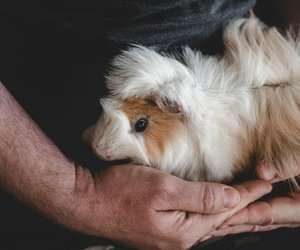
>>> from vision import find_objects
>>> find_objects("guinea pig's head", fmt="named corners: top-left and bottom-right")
top-left (84, 95), bottom-right (186, 166)
top-left (83, 45), bottom-right (196, 167)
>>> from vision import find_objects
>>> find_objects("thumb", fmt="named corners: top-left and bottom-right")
top-left (166, 180), bottom-right (240, 213)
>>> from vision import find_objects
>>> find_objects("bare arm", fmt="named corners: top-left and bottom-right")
top-left (0, 82), bottom-right (272, 249)
top-left (0, 82), bottom-right (88, 230)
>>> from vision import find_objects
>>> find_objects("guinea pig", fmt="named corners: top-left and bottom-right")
top-left (83, 16), bottom-right (300, 184)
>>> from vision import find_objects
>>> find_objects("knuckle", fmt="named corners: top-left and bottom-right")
top-left (155, 176), bottom-right (176, 200)
top-left (249, 202), bottom-right (274, 225)
top-left (217, 227), bottom-right (230, 237)
top-left (261, 203), bottom-right (275, 225)
top-left (263, 213), bottom-right (274, 225)
top-left (250, 225), bottom-right (260, 232)
top-left (201, 185), bottom-right (215, 212)
top-left (147, 176), bottom-right (177, 208)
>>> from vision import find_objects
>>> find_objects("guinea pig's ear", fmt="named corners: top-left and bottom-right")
top-left (82, 124), bottom-right (96, 145)
top-left (154, 96), bottom-right (183, 115)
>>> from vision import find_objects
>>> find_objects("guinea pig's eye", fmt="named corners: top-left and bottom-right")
top-left (134, 118), bottom-right (149, 133)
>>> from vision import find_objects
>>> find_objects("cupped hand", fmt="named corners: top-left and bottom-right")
top-left (213, 164), bottom-right (300, 238)
top-left (74, 164), bottom-right (271, 249)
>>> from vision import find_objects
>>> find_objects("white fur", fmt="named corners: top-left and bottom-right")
top-left (87, 16), bottom-right (300, 182)
top-left (92, 98), bottom-right (150, 164)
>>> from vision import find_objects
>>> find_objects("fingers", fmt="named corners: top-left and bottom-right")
top-left (157, 180), bottom-right (271, 244)
top-left (257, 224), bottom-right (300, 231)
top-left (166, 180), bottom-right (241, 213)
top-left (203, 180), bottom-right (273, 223)
top-left (212, 224), bottom-right (274, 237)
top-left (213, 223), bottom-right (300, 238)
top-left (256, 162), bottom-right (300, 183)
top-left (231, 180), bottom-right (273, 212)
top-left (266, 196), bottom-right (300, 224)
top-left (221, 194), bottom-right (300, 230)
top-left (168, 179), bottom-right (271, 214)
top-left (186, 180), bottom-right (272, 235)
top-left (221, 201), bottom-right (274, 227)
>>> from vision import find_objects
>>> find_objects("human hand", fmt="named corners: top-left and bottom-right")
top-left (212, 164), bottom-right (300, 237)
top-left (74, 164), bottom-right (271, 249)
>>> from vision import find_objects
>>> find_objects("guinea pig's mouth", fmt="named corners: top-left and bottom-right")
top-left (94, 152), bottom-right (152, 168)
top-left (92, 148), bottom-right (131, 163)
top-left (91, 144), bottom-right (117, 161)
top-left (95, 154), bottom-right (111, 161)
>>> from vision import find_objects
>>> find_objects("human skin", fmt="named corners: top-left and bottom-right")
top-left (0, 82), bottom-right (272, 249)
top-left (213, 164), bottom-right (300, 237)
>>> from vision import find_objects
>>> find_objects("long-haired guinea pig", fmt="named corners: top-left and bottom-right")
top-left (83, 16), bottom-right (300, 184)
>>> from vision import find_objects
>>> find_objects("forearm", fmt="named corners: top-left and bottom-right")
top-left (0, 83), bottom-right (92, 231)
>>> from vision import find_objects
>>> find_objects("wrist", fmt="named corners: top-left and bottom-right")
top-left (61, 164), bottom-right (108, 238)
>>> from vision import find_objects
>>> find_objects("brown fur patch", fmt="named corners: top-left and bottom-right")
top-left (224, 17), bottom-right (300, 187)
top-left (226, 84), bottom-right (300, 187)
top-left (254, 85), bottom-right (300, 188)
top-left (121, 97), bottom-right (183, 165)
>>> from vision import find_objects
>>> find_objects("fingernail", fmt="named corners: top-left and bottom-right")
top-left (224, 188), bottom-right (239, 208)
top-left (262, 168), bottom-right (277, 181)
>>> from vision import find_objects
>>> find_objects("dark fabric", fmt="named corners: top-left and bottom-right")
top-left (0, 0), bottom-right (256, 56)
top-left (59, 0), bottom-right (256, 50)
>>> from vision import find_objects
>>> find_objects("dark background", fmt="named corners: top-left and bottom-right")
top-left (0, 0), bottom-right (300, 249)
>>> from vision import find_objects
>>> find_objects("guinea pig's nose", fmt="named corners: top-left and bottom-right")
top-left (94, 144), bottom-right (114, 161)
